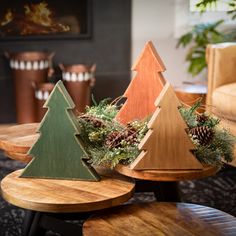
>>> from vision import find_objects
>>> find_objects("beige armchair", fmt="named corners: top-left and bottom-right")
top-left (206, 43), bottom-right (236, 166)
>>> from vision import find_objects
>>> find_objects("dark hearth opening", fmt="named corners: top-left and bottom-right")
top-left (0, 0), bottom-right (131, 123)
top-left (0, 0), bottom-right (91, 39)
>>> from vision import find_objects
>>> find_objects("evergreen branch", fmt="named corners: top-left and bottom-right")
top-left (78, 98), bottom-right (236, 169)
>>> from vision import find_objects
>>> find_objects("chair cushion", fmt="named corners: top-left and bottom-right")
top-left (212, 83), bottom-right (236, 121)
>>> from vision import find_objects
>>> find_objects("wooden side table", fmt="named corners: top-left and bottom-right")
top-left (0, 123), bottom-right (38, 155)
top-left (1, 169), bottom-right (135, 236)
top-left (83, 202), bottom-right (236, 236)
top-left (115, 164), bottom-right (219, 202)
top-left (175, 84), bottom-right (207, 113)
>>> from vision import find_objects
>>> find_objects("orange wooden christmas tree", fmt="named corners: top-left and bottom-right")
top-left (130, 82), bottom-right (203, 170)
top-left (115, 41), bottom-right (166, 124)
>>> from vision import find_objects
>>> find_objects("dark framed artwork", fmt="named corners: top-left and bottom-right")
top-left (0, 0), bottom-right (92, 40)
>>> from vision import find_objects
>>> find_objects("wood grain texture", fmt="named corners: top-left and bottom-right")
top-left (21, 81), bottom-right (100, 181)
top-left (1, 169), bottom-right (135, 213)
top-left (4, 151), bottom-right (32, 163)
top-left (130, 82), bottom-right (203, 170)
top-left (83, 202), bottom-right (236, 236)
top-left (0, 124), bottom-right (16, 129)
top-left (115, 41), bottom-right (166, 124)
top-left (115, 164), bottom-right (219, 181)
top-left (0, 123), bottom-right (38, 154)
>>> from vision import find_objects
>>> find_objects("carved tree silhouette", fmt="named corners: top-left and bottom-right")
top-left (116, 41), bottom-right (166, 124)
top-left (21, 80), bottom-right (100, 181)
top-left (130, 82), bottom-right (203, 170)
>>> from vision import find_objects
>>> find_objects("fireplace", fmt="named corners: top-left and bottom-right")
top-left (0, 0), bottom-right (131, 123)
top-left (0, 0), bottom-right (91, 39)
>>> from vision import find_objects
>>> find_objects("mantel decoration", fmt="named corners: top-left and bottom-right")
top-left (20, 41), bottom-right (235, 180)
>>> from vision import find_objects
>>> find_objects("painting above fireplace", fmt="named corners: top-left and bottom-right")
top-left (0, 0), bottom-right (91, 40)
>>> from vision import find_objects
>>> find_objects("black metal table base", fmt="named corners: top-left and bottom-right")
top-left (135, 180), bottom-right (181, 202)
top-left (22, 211), bottom-right (84, 236)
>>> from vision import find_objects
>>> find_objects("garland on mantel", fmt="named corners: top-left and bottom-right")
top-left (77, 99), bottom-right (235, 169)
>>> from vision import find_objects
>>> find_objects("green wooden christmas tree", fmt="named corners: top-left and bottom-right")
top-left (21, 80), bottom-right (100, 181)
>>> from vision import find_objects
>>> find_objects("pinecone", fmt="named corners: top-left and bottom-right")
top-left (105, 131), bottom-right (122, 148)
top-left (122, 127), bottom-right (138, 144)
top-left (196, 114), bottom-right (209, 125)
top-left (81, 115), bottom-right (105, 128)
top-left (105, 128), bottom-right (138, 148)
top-left (189, 126), bottom-right (214, 146)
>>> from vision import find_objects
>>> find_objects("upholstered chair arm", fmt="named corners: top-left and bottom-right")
top-left (206, 43), bottom-right (236, 111)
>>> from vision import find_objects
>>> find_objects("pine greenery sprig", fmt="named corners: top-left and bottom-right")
top-left (77, 99), bottom-right (148, 168)
top-left (86, 97), bottom-right (119, 122)
top-left (180, 101), bottom-right (236, 166)
top-left (77, 98), bottom-right (236, 169)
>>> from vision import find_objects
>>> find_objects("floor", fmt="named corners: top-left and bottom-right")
top-left (0, 151), bottom-right (236, 236)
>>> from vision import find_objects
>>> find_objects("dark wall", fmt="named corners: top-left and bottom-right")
top-left (0, 0), bottom-right (131, 123)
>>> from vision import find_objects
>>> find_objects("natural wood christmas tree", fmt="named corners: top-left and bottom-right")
top-left (21, 80), bottom-right (100, 181)
top-left (130, 82), bottom-right (203, 170)
top-left (116, 41), bottom-right (166, 124)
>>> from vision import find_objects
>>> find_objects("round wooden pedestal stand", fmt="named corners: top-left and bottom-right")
top-left (1, 169), bottom-right (134, 213)
top-left (115, 164), bottom-right (219, 182)
top-left (115, 164), bottom-right (220, 202)
top-left (1, 169), bottom-right (134, 236)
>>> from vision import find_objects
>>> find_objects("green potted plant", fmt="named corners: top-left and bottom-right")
top-left (176, 0), bottom-right (236, 77)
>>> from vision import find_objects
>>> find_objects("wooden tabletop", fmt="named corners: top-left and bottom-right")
top-left (4, 151), bottom-right (32, 163)
top-left (0, 123), bottom-right (38, 154)
top-left (115, 164), bottom-right (219, 181)
top-left (1, 169), bottom-right (135, 213)
top-left (83, 202), bottom-right (236, 236)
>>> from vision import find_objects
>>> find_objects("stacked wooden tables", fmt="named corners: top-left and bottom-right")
top-left (0, 124), bottom-right (135, 235)
top-left (0, 123), bottom-right (222, 235)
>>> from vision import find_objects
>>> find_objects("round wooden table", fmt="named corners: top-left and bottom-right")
top-left (175, 84), bottom-right (207, 113)
top-left (83, 202), bottom-right (236, 236)
top-left (115, 164), bottom-right (219, 202)
top-left (1, 169), bottom-right (135, 236)
top-left (115, 164), bottom-right (219, 182)
top-left (0, 123), bottom-right (38, 155)
top-left (1, 169), bottom-right (135, 213)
